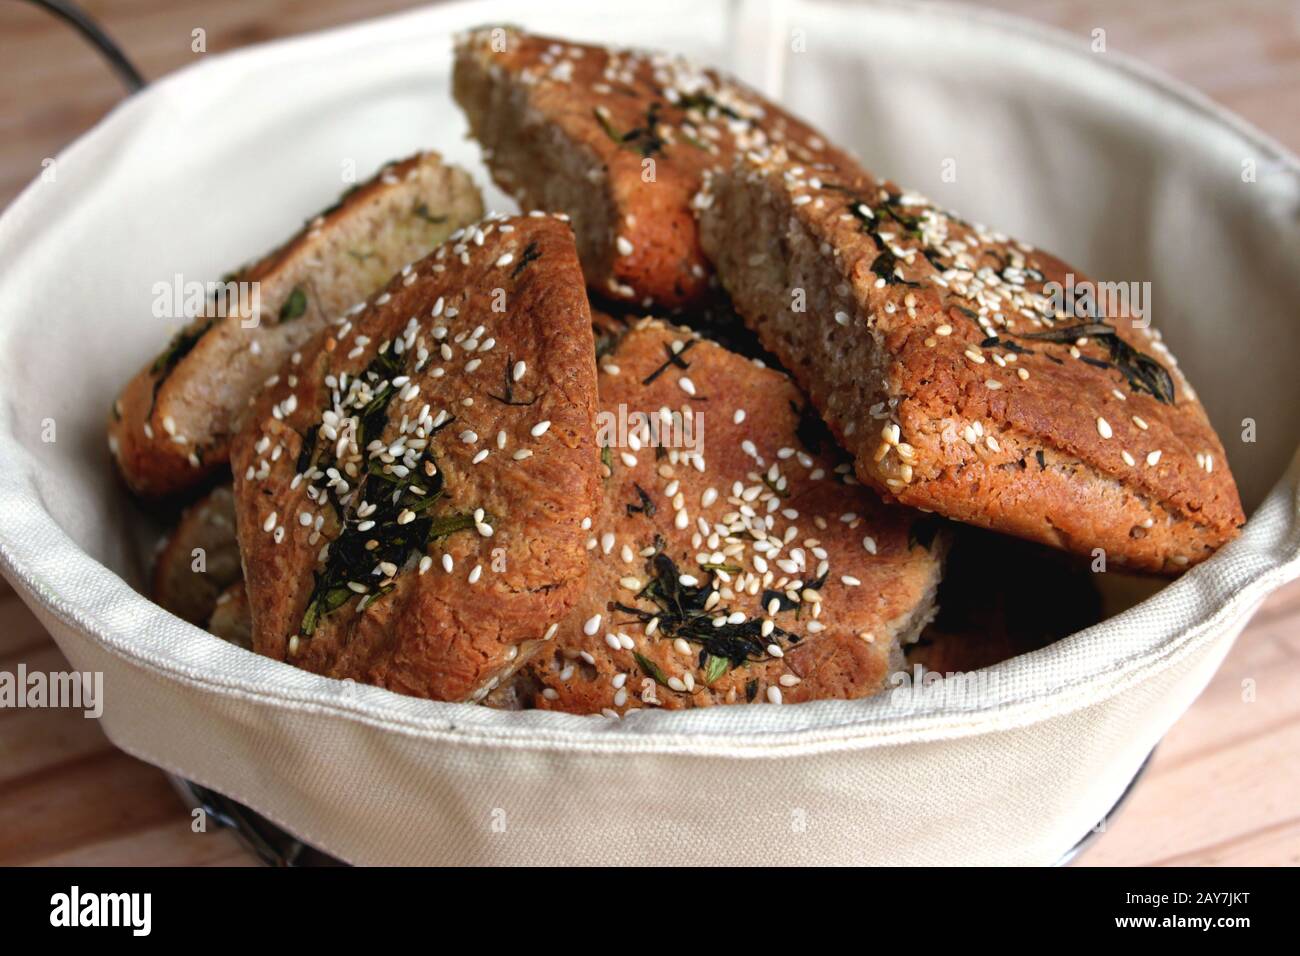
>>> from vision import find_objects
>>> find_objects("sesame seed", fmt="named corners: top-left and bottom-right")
top-left (584, 614), bottom-right (602, 635)
top-left (419, 555), bottom-right (433, 574)
top-left (1121, 450), bottom-right (1135, 467)
top-left (468, 564), bottom-right (482, 584)
top-left (1133, 415), bottom-right (1149, 430)
top-left (531, 420), bottom-right (551, 438)
top-left (766, 686), bottom-right (783, 705)
top-left (862, 536), bottom-right (877, 554)
top-left (616, 236), bottom-right (634, 256)
top-left (1147, 449), bottom-right (1162, 466)
top-left (512, 361), bottom-right (526, 381)
top-left (442, 554), bottom-right (454, 573)
top-left (841, 575), bottom-right (861, 586)
top-left (513, 449), bottom-right (533, 461)
top-left (679, 377), bottom-right (696, 396)
top-left (834, 311), bottom-right (850, 326)
top-left (495, 253), bottom-right (514, 267)
top-left (1096, 416), bottom-right (1113, 439)
top-left (262, 512), bottom-right (278, 532)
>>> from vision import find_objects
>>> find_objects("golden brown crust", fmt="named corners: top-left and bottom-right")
top-left (452, 26), bottom-right (850, 309)
top-left (230, 214), bottom-right (600, 702)
top-left (150, 485), bottom-right (242, 626)
top-left (698, 147), bottom-right (1245, 573)
top-left (110, 151), bottom-right (483, 498)
top-left (506, 320), bottom-right (944, 715)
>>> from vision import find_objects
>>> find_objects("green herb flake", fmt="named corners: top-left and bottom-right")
top-left (610, 548), bottom-right (794, 676)
top-left (703, 655), bottom-right (728, 685)
top-left (633, 652), bottom-right (671, 687)
top-left (278, 287), bottom-right (308, 322)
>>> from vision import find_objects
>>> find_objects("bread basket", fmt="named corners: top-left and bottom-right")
top-left (1, 0), bottom-right (1296, 865)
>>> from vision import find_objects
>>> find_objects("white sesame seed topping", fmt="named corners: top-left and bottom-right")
top-left (1097, 416), bottom-right (1113, 439)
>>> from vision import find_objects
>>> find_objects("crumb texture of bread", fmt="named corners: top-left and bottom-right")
top-left (207, 581), bottom-right (253, 650)
top-left (452, 26), bottom-right (849, 310)
top-left (110, 151), bottom-right (484, 498)
top-left (698, 147), bottom-right (1245, 573)
top-left (230, 214), bottom-right (600, 702)
top-left (492, 319), bottom-right (944, 715)
top-left (150, 485), bottom-right (242, 626)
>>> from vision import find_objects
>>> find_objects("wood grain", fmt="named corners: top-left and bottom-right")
top-left (0, 0), bottom-right (1296, 866)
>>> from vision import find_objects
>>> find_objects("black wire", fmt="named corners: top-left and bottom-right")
top-left (19, 0), bottom-right (146, 93)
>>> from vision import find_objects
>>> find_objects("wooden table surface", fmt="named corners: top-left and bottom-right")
top-left (1, 0), bottom-right (1297, 867)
